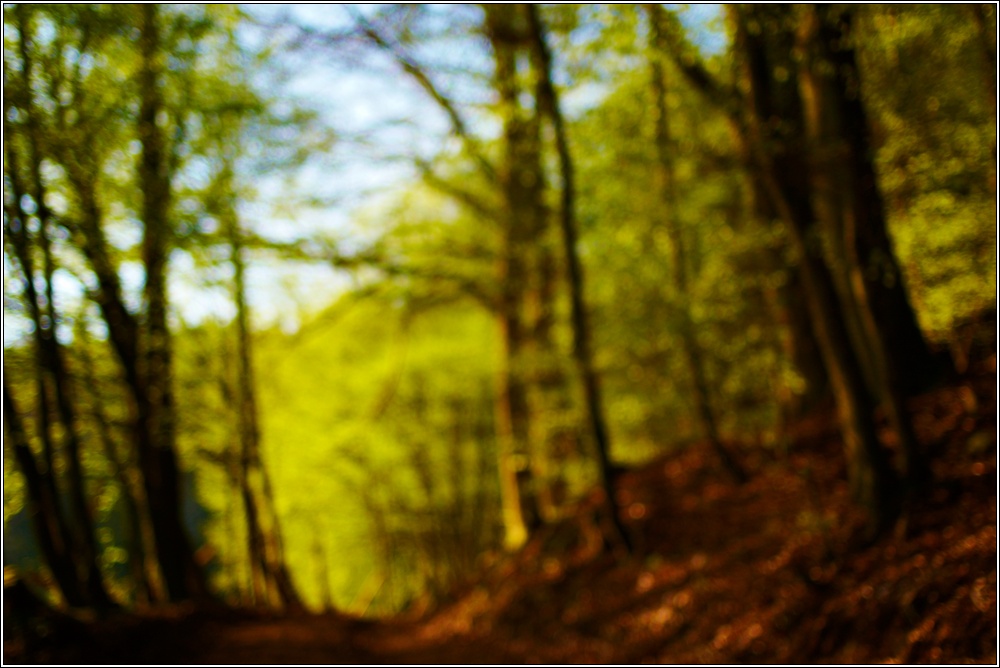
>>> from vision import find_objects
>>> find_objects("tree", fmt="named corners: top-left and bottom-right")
top-left (3, 376), bottom-right (93, 608)
top-left (649, 4), bottom-right (905, 532)
top-left (217, 142), bottom-right (304, 611)
top-left (480, 4), bottom-right (547, 548)
top-left (2, 4), bottom-right (224, 603)
top-left (645, 5), bottom-right (747, 483)
top-left (855, 5), bottom-right (996, 367)
top-left (72, 315), bottom-right (162, 604)
top-left (729, 5), bottom-right (901, 531)
top-left (796, 5), bottom-right (929, 489)
top-left (134, 4), bottom-right (210, 602)
top-left (526, 4), bottom-right (633, 551)
top-left (4, 5), bottom-right (114, 607)
top-left (348, 5), bottom-right (560, 549)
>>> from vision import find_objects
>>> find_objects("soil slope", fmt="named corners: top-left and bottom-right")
top-left (5, 357), bottom-right (996, 665)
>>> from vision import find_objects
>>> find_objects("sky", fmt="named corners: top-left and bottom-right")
top-left (3, 4), bottom-right (727, 344)
top-left (222, 4), bottom-right (727, 334)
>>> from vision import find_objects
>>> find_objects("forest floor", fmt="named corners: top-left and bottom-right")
top-left (5, 353), bottom-right (997, 665)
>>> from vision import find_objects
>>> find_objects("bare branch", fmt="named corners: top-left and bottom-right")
top-left (347, 7), bottom-right (497, 183)
top-left (646, 4), bottom-right (741, 122)
top-left (415, 158), bottom-right (500, 224)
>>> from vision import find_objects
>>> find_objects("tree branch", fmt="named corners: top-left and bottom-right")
top-left (348, 7), bottom-right (497, 183)
top-left (645, 4), bottom-right (741, 122)
top-left (415, 158), bottom-right (500, 224)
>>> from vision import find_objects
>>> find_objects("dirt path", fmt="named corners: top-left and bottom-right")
top-left (6, 363), bottom-right (997, 665)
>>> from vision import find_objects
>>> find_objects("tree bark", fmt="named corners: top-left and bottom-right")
top-left (647, 6), bottom-right (747, 483)
top-left (137, 4), bottom-right (209, 602)
top-left (12, 8), bottom-right (112, 607)
top-left (649, 3), bottom-right (901, 534)
top-left (526, 5), bottom-right (633, 554)
top-left (3, 377), bottom-right (87, 608)
top-left (644, 4), bottom-right (831, 427)
top-left (797, 5), bottom-right (930, 489)
top-left (484, 4), bottom-right (543, 549)
top-left (4, 66), bottom-right (112, 605)
top-left (74, 324), bottom-right (161, 605)
top-left (218, 156), bottom-right (303, 610)
top-left (732, 5), bottom-right (900, 533)
top-left (805, 5), bottom-right (942, 397)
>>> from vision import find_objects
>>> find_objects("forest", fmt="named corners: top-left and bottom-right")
top-left (2, 3), bottom-right (996, 664)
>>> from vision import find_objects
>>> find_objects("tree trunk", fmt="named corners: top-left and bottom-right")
top-left (797, 5), bottom-right (930, 489)
top-left (801, 5), bottom-right (942, 396)
top-left (358, 6), bottom-right (546, 549)
top-left (16, 3), bottom-right (205, 604)
top-left (225, 182), bottom-right (268, 607)
top-left (13, 10), bottom-right (112, 605)
top-left (3, 378), bottom-right (87, 608)
top-left (647, 6), bottom-right (747, 483)
top-left (256, 462), bottom-right (304, 612)
top-left (4, 69), bottom-right (112, 605)
top-left (649, 2), bottom-right (901, 534)
top-left (527, 5), bottom-right (632, 554)
top-left (74, 326), bottom-right (161, 605)
top-left (58, 170), bottom-right (186, 599)
top-left (732, 5), bottom-right (899, 533)
top-left (484, 4), bottom-right (542, 550)
top-left (639, 6), bottom-right (836, 433)
top-left (136, 4), bottom-right (209, 602)
top-left (220, 159), bottom-right (303, 611)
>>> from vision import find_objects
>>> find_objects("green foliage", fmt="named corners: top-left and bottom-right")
top-left (239, 294), bottom-right (500, 611)
top-left (859, 4), bottom-right (997, 335)
top-left (3, 3), bottom-right (993, 614)
top-left (571, 54), bottom-right (786, 452)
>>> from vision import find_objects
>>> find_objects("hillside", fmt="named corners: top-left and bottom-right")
top-left (5, 354), bottom-right (996, 665)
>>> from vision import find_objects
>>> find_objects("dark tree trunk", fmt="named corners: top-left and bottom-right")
top-left (527, 5), bottom-right (633, 554)
top-left (74, 329), bottom-right (160, 605)
top-left (256, 465), bottom-right (304, 612)
top-left (12, 3), bottom-right (206, 604)
top-left (4, 59), bottom-right (112, 605)
top-left (732, 5), bottom-right (900, 533)
top-left (524, 66), bottom-right (575, 521)
top-left (643, 4), bottom-right (831, 428)
top-left (647, 2), bottom-right (902, 534)
top-left (137, 5), bottom-right (209, 602)
top-left (220, 158), bottom-right (303, 611)
top-left (798, 5), bottom-right (931, 489)
top-left (806, 6), bottom-right (943, 397)
top-left (58, 172), bottom-right (180, 601)
top-left (647, 5), bottom-right (747, 483)
top-left (12, 10), bottom-right (112, 604)
top-left (221, 167), bottom-right (267, 606)
top-left (3, 378), bottom-right (87, 608)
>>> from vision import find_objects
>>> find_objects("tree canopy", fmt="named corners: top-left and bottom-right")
top-left (3, 5), bottom-right (995, 650)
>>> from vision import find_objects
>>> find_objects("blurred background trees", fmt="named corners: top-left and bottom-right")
top-left (3, 4), bottom-right (995, 614)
